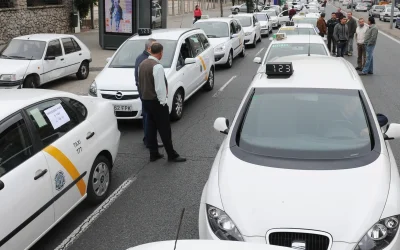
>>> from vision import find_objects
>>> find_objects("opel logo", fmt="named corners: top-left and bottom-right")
top-left (291, 241), bottom-right (306, 250)
top-left (115, 91), bottom-right (123, 100)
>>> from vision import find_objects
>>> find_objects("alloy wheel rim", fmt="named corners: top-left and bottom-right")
top-left (175, 93), bottom-right (183, 116)
top-left (92, 162), bottom-right (110, 197)
top-left (81, 65), bottom-right (87, 76)
top-left (209, 70), bottom-right (214, 87)
top-left (229, 53), bottom-right (233, 66)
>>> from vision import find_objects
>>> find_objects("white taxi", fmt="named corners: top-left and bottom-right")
top-left (277, 23), bottom-right (318, 36)
top-left (0, 89), bottom-right (120, 250)
top-left (0, 34), bottom-right (91, 89)
top-left (262, 9), bottom-right (290, 28)
top-left (199, 56), bottom-right (400, 250)
top-left (253, 33), bottom-right (329, 71)
top-left (253, 12), bottom-right (273, 36)
top-left (194, 18), bottom-right (245, 68)
top-left (90, 28), bottom-right (215, 121)
top-left (229, 13), bottom-right (261, 47)
top-left (292, 13), bottom-right (319, 26)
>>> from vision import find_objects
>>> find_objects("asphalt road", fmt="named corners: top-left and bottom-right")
top-left (31, 4), bottom-right (400, 250)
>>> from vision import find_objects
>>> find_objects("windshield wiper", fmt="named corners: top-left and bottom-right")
top-left (0, 55), bottom-right (10, 59)
top-left (207, 35), bottom-right (218, 38)
top-left (8, 55), bottom-right (34, 60)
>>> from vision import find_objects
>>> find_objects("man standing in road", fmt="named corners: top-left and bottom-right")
top-left (346, 12), bottom-right (357, 56)
top-left (138, 43), bottom-right (186, 162)
top-left (355, 18), bottom-right (368, 71)
top-left (335, 8), bottom-right (344, 20)
top-left (360, 16), bottom-right (378, 76)
top-left (289, 6), bottom-right (296, 20)
top-left (317, 13), bottom-right (327, 37)
top-left (135, 38), bottom-right (163, 149)
top-left (333, 17), bottom-right (349, 57)
top-left (327, 13), bottom-right (338, 55)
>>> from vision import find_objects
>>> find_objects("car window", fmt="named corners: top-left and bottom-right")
top-left (26, 99), bottom-right (80, 149)
top-left (194, 21), bottom-right (229, 38)
top-left (255, 13), bottom-right (268, 21)
top-left (46, 39), bottom-right (63, 57)
top-left (71, 38), bottom-right (82, 51)
top-left (65, 98), bottom-right (87, 118)
top-left (234, 20), bottom-right (242, 31)
top-left (230, 22), bottom-right (236, 34)
top-left (266, 10), bottom-right (277, 16)
top-left (62, 38), bottom-right (76, 54)
top-left (0, 39), bottom-right (46, 60)
top-left (0, 114), bottom-right (33, 178)
top-left (279, 27), bottom-right (317, 35)
top-left (188, 34), bottom-right (204, 57)
top-left (237, 88), bottom-right (372, 160)
top-left (234, 16), bottom-right (252, 27)
top-left (253, 16), bottom-right (258, 24)
top-left (265, 43), bottom-right (327, 61)
top-left (197, 33), bottom-right (210, 49)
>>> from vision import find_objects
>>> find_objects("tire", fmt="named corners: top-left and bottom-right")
top-left (76, 61), bottom-right (89, 80)
top-left (240, 45), bottom-right (245, 57)
top-left (86, 155), bottom-right (112, 205)
top-left (235, 8), bottom-right (240, 12)
top-left (225, 51), bottom-right (233, 68)
top-left (252, 35), bottom-right (257, 48)
top-left (170, 89), bottom-right (184, 121)
top-left (23, 75), bottom-right (38, 88)
top-left (203, 67), bottom-right (214, 91)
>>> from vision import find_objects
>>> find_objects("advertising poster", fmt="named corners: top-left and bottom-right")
top-left (105, 0), bottom-right (133, 33)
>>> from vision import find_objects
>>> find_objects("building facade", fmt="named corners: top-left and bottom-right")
top-left (0, 0), bottom-right (73, 45)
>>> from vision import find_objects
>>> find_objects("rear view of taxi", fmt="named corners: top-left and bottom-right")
top-left (199, 56), bottom-right (400, 250)
top-left (229, 13), bottom-right (261, 47)
top-left (0, 89), bottom-right (120, 250)
top-left (277, 23), bottom-right (318, 36)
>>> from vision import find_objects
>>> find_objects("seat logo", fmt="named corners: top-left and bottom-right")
top-left (55, 170), bottom-right (66, 191)
top-left (115, 91), bottom-right (123, 99)
top-left (292, 241), bottom-right (306, 250)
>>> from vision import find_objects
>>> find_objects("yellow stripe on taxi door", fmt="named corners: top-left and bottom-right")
top-left (44, 145), bottom-right (87, 196)
top-left (198, 56), bottom-right (207, 71)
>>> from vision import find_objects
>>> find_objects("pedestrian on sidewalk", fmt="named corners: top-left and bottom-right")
top-left (359, 16), bottom-right (378, 76)
top-left (289, 6), bottom-right (297, 20)
top-left (193, 5), bottom-right (202, 24)
top-left (135, 38), bottom-right (163, 149)
top-left (345, 12), bottom-right (357, 56)
top-left (138, 43), bottom-right (186, 163)
top-left (333, 17), bottom-right (349, 57)
top-left (327, 13), bottom-right (338, 55)
top-left (335, 8), bottom-right (344, 20)
top-left (355, 18), bottom-right (368, 71)
top-left (317, 13), bottom-right (327, 37)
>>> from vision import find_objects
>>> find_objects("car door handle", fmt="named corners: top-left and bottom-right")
top-left (0, 180), bottom-right (4, 191)
top-left (86, 132), bottom-right (95, 139)
top-left (79, 53), bottom-right (82, 56)
top-left (34, 169), bottom-right (48, 180)
top-left (60, 58), bottom-right (64, 61)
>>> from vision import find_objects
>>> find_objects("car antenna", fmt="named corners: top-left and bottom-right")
top-left (308, 30), bottom-right (311, 56)
top-left (21, 56), bottom-right (34, 88)
top-left (173, 208), bottom-right (185, 250)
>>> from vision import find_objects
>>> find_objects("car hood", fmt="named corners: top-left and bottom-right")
top-left (218, 149), bottom-right (390, 242)
top-left (0, 59), bottom-right (33, 75)
top-left (243, 26), bottom-right (255, 33)
top-left (95, 67), bottom-right (171, 91)
top-left (269, 16), bottom-right (278, 21)
top-left (259, 21), bottom-right (269, 26)
top-left (209, 37), bottom-right (230, 48)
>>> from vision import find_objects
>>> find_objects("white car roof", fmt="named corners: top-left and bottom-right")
top-left (13, 33), bottom-right (77, 42)
top-left (280, 23), bottom-right (315, 28)
top-left (253, 56), bottom-right (361, 90)
top-left (129, 28), bottom-right (199, 41)
top-left (229, 13), bottom-right (255, 17)
top-left (270, 34), bottom-right (325, 44)
top-left (293, 13), bottom-right (319, 18)
top-left (0, 89), bottom-right (76, 120)
top-left (196, 17), bottom-right (232, 24)
top-left (127, 240), bottom-right (291, 250)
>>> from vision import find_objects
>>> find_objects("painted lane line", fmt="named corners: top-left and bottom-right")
top-left (255, 47), bottom-right (265, 57)
top-left (54, 177), bottom-right (136, 250)
top-left (213, 75), bottom-right (237, 98)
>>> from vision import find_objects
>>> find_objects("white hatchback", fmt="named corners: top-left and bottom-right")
top-left (229, 13), bottom-right (261, 47)
top-left (0, 34), bottom-right (91, 89)
top-left (0, 89), bottom-right (120, 250)
top-left (254, 12), bottom-right (273, 36)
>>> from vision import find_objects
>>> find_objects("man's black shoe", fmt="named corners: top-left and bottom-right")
top-left (168, 156), bottom-right (187, 162)
top-left (150, 153), bottom-right (164, 162)
top-left (368, 72), bottom-right (373, 74)
top-left (355, 67), bottom-right (361, 70)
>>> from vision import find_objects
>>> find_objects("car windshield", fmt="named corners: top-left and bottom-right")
top-left (237, 88), bottom-right (372, 160)
top-left (255, 13), bottom-right (268, 21)
top-left (194, 22), bottom-right (229, 38)
top-left (293, 17), bottom-right (318, 25)
top-left (0, 39), bottom-right (45, 60)
top-left (265, 43), bottom-right (327, 61)
top-left (375, 6), bottom-right (384, 9)
top-left (109, 39), bottom-right (177, 68)
top-left (234, 16), bottom-right (252, 27)
top-left (278, 27), bottom-right (316, 35)
top-left (266, 10), bottom-right (277, 16)
top-left (358, 3), bottom-right (366, 6)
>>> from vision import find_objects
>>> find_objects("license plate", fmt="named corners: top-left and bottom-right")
top-left (114, 105), bottom-right (132, 111)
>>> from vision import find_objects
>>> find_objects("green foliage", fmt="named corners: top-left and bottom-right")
top-left (75, 0), bottom-right (97, 18)
top-left (246, 0), bottom-right (254, 12)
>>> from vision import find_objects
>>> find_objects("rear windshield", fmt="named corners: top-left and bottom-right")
top-left (234, 16), bottom-right (252, 27)
top-left (237, 88), bottom-right (373, 160)
top-left (194, 22), bottom-right (229, 38)
top-left (265, 43), bottom-right (327, 61)
top-left (293, 17), bottom-right (318, 25)
top-left (278, 27), bottom-right (317, 35)
top-left (255, 13), bottom-right (268, 21)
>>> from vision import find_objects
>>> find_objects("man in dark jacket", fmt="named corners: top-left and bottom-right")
top-left (135, 38), bottom-right (163, 148)
top-left (327, 13), bottom-right (338, 55)
top-left (346, 12), bottom-right (357, 56)
top-left (333, 17), bottom-right (349, 57)
top-left (289, 6), bottom-right (297, 20)
top-left (335, 8), bottom-right (344, 20)
top-left (282, 4), bottom-right (288, 15)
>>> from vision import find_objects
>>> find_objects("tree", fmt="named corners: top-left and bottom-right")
top-left (246, 0), bottom-right (254, 12)
top-left (75, 0), bottom-right (98, 20)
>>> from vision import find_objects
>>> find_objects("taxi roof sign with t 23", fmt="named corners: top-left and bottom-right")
top-left (266, 62), bottom-right (293, 77)
top-left (138, 28), bottom-right (152, 36)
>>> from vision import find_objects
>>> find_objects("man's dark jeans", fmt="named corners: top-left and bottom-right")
top-left (336, 40), bottom-right (347, 57)
top-left (138, 91), bottom-right (148, 145)
top-left (327, 34), bottom-right (336, 53)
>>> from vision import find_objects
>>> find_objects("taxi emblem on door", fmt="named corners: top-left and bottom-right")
top-left (291, 240), bottom-right (306, 250)
top-left (55, 170), bottom-right (66, 191)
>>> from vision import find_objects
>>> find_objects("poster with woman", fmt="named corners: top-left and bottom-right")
top-left (105, 0), bottom-right (133, 33)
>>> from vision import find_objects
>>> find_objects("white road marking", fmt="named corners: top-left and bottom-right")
top-left (255, 47), bottom-right (265, 57)
top-left (213, 75), bottom-right (237, 97)
top-left (54, 177), bottom-right (136, 250)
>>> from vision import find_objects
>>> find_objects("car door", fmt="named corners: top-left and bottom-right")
top-left (43, 39), bottom-right (65, 83)
top-left (61, 37), bottom-right (81, 76)
top-left (196, 33), bottom-right (214, 84)
top-left (24, 98), bottom-right (97, 222)
top-left (0, 113), bottom-right (54, 250)
top-left (278, 10), bottom-right (290, 23)
top-left (178, 37), bottom-right (198, 94)
top-left (229, 21), bottom-right (240, 57)
top-left (253, 15), bottom-right (261, 40)
top-left (187, 34), bottom-right (206, 93)
top-left (234, 20), bottom-right (245, 51)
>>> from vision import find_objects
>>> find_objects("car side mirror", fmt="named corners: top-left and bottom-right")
top-left (214, 117), bottom-right (229, 134)
top-left (184, 58), bottom-right (196, 65)
top-left (384, 123), bottom-right (400, 140)
top-left (45, 55), bottom-right (56, 60)
top-left (253, 57), bottom-right (262, 64)
top-left (231, 33), bottom-right (238, 39)
top-left (106, 57), bottom-right (111, 63)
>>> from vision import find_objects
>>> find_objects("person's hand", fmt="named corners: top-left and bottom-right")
top-left (360, 128), bottom-right (369, 137)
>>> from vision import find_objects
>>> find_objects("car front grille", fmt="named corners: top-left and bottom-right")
top-left (269, 232), bottom-right (330, 250)
top-left (101, 93), bottom-right (139, 100)
top-left (115, 111), bottom-right (138, 118)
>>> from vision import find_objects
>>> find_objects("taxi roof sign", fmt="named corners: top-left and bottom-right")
top-left (273, 33), bottom-right (286, 41)
top-left (138, 28), bottom-right (152, 36)
top-left (265, 62), bottom-right (293, 78)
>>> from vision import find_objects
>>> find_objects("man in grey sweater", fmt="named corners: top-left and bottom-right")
top-left (359, 16), bottom-right (378, 75)
top-left (345, 12), bottom-right (357, 56)
top-left (333, 17), bottom-right (349, 57)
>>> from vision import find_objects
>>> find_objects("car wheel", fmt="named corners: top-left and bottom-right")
top-left (226, 50), bottom-right (233, 68)
top-left (203, 67), bottom-right (214, 91)
top-left (235, 8), bottom-right (240, 12)
top-left (76, 61), bottom-right (89, 80)
top-left (252, 35), bottom-right (257, 47)
top-left (170, 89), bottom-right (184, 121)
top-left (23, 75), bottom-right (38, 88)
top-left (87, 155), bottom-right (111, 205)
top-left (240, 45), bottom-right (245, 57)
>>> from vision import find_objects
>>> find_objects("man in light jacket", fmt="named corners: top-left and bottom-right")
top-left (355, 18), bottom-right (368, 71)
top-left (333, 17), bottom-right (349, 57)
top-left (360, 16), bottom-right (378, 75)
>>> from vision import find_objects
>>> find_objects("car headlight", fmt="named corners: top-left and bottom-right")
top-left (206, 204), bottom-right (243, 241)
top-left (355, 215), bottom-right (400, 250)
top-left (245, 32), bottom-right (252, 36)
top-left (0, 74), bottom-right (17, 81)
top-left (272, 19), bottom-right (278, 23)
top-left (89, 81), bottom-right (97, 97)
top-left (214, 44), bottom-right (226, 52)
